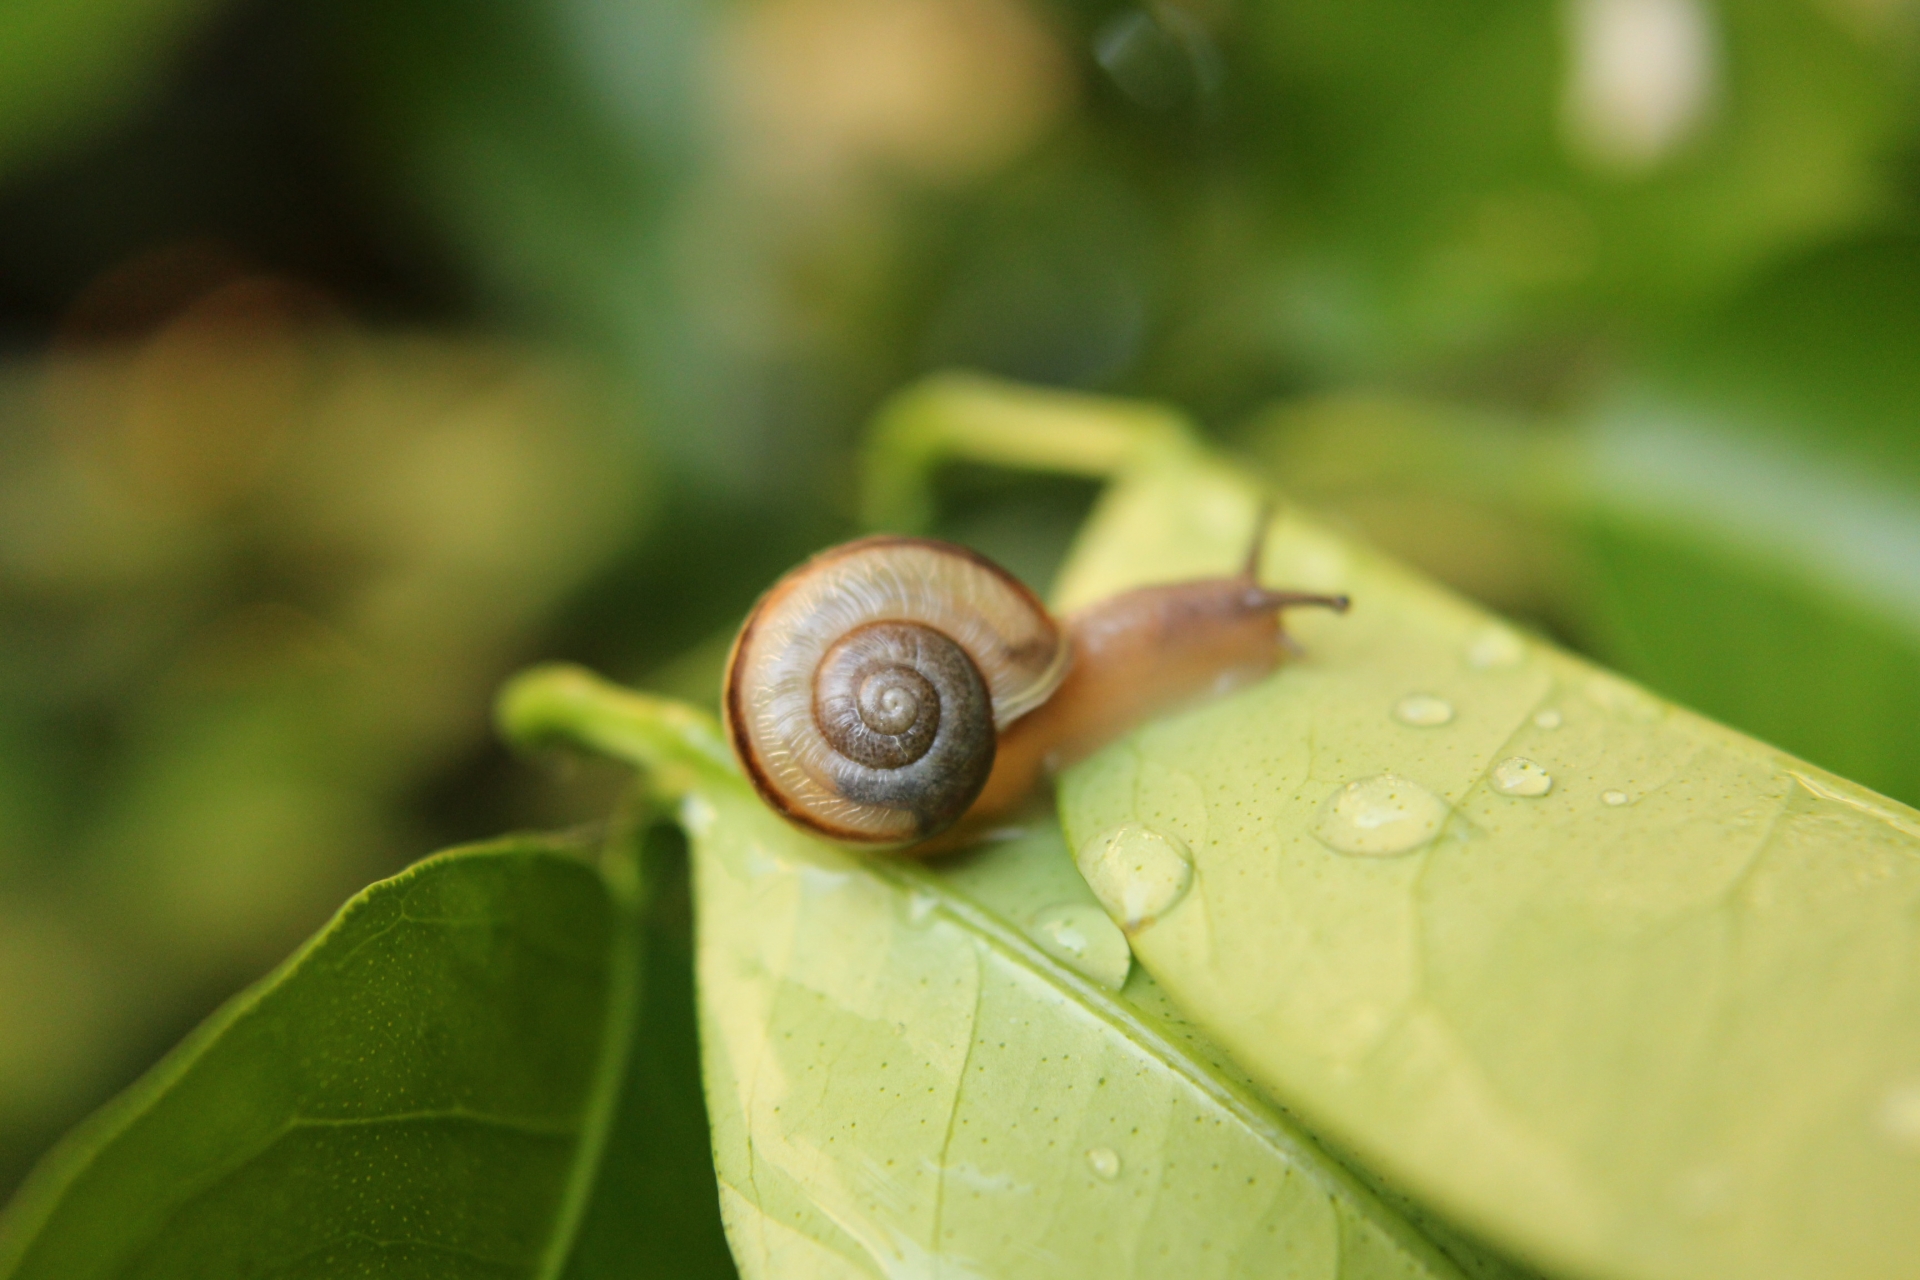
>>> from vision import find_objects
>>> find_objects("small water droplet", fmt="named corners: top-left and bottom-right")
top-left (802, 868), bottom-right (852, 900)
top-left (1534, 709), bottom-right (1563, 729)
top-left (1492, 757), bottom-right (1553, 798)
top-left (1314, 774), bottom-right (1449, 857)
top-left (1030, 903), bottom-right (1132, 990)
top-left (1393, 694), bottom-right (1455, 727)
top-left (1086, 1146), bottom-right (1122, 1179)
top-left (1465, 626), bottom-right (1526, 670)
top-left (1877, 1082), bottom-right (1920, 1151)
top-left (1602, 789), bottom-right (1631, 807)
top-left (1075, 823), bottom-right (1194, 932)
top-left (681, 794), bottom-right (717, 836)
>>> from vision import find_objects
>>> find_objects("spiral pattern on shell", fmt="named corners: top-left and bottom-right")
top-left (811, 621), bottom-right (991, 818)
top-left (724, 537), bottom-right (1068, 844)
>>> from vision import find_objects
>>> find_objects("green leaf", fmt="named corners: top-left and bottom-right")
top-left (0, 835), bottom-right (645, 1279)
top-left (561, 829), bottom-right (738, 1280)
top-left (1042, 432), bottom-right (1920, 1280)
top-left (861, 374), bottom-right (1920, 1279)
top-left (501, 669), bottom-right (1497, 1280)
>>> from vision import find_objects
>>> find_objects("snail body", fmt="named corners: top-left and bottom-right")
top-left (723, 529), bottom-right (1347, 850)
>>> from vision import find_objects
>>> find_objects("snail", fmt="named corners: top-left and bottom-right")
top-left (722, 519), bottom-right (1348, 850)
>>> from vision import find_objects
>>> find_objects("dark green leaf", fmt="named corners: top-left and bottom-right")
top-left (0, 836), bottom-right (640, 1279)
top-left (562, 829), bottom-right (736, 1280)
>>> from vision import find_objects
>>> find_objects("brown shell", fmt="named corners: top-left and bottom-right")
top-left (723, 536), bottom-right (1067, 844)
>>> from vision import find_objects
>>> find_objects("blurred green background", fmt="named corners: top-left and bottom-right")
top-left (0, 0), bottom-right (1916, 1222)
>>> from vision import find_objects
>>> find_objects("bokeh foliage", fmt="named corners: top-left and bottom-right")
top-left (0, 0), bottom-right (1917, 1257)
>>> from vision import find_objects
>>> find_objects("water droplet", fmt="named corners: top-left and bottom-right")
top-left (1075, 823), bottom-right (1194, 932)
top-left (1393, 694), bottom-right (1455, 727)
top-left (1602, 789), bottom-right (1631, 807)
top-left (1030, 903), bottom-right (1132, 990)
top-left (906, 890), bottom-right (939, 924)
top-left (1086, 1146), bottom-right (1122, 1179)
top-left (1877, 1082), bottom-right (1920, 1151)
top-left (1465, 626), bottom-right (1526, 670)
top-left (680, 794), bottom-right (717, 836)
top-left (1534, 709), bottom-right (1563, 729)
top-left (1314, 774), bottom-right (1449, 857)
top-left (801, 867), bottom-right (850, 896)
top-left (1492, 757), bottom-right (1553, 798)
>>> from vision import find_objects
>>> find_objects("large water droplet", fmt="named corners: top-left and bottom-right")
top-left (1076, 823), bottom-right (1194, 932)
top-left (1602, 789), bottom-right (1631, 807)
top-left (1030, 903), bottom-right (1132, 990)
top-left (1492, 757), bottom-right (1553, 797)
top-left (1465, 626), bottom-right (1526, 670)
top-left (1315, 774), bottom-right (1449, 857)
top-left (1877, 1082), bottom-right (1920, 1152)
top-left (1393, 694), bottom-right (1455, 727)
top-left (1086, 1146), bottom-right (1122, 1179)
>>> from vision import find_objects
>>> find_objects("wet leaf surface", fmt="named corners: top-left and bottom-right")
top-left (500, 666), bottom-right (1508, 1279)
top-left (687, 767), bottom-right (1486, 1280)
top-left (1050, 443), bottom-right (1920, 1280)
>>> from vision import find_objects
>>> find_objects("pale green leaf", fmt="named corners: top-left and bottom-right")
top-left (859, 373), bottom-right (1920, 1279)
top-left (500, 669), bottom-right (1492, 1280)
top-left (1040, 433), bottom-right (1920, 1280)
top-left (500, 370), bottom-right (1920, 1280)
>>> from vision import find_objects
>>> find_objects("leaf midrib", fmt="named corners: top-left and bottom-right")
top-left (865, 853), bottom-right (1469, 1280)
top-left (536, 852), bottom-right (644, 1280)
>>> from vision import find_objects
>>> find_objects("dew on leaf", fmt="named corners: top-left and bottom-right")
top-left (1393, 694), bottom-right (1455, 727)
top-left (1602, 789), bottom-right (1631, 807)
top-left (1534, 709), bottom-right (1563, 729)
top-left (1492, 757), bottom-right (1553, 798)
top-left (1314, 774), bottom-right (1449, 857)
top-left (1464, 625), bottom-right (1525, 670)
top-left (1086, 1146), bottom-right (1122, 1179)
top-left (1030, 902), bottom-right (1132, 990)
top-left (1075, 823), bottom-right (1194, 932)
top-left (681, 794), bottom-right (717, 835)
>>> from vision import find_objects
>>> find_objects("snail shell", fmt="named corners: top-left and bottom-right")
top-left (723, 536), bottom-right (1069, 844)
